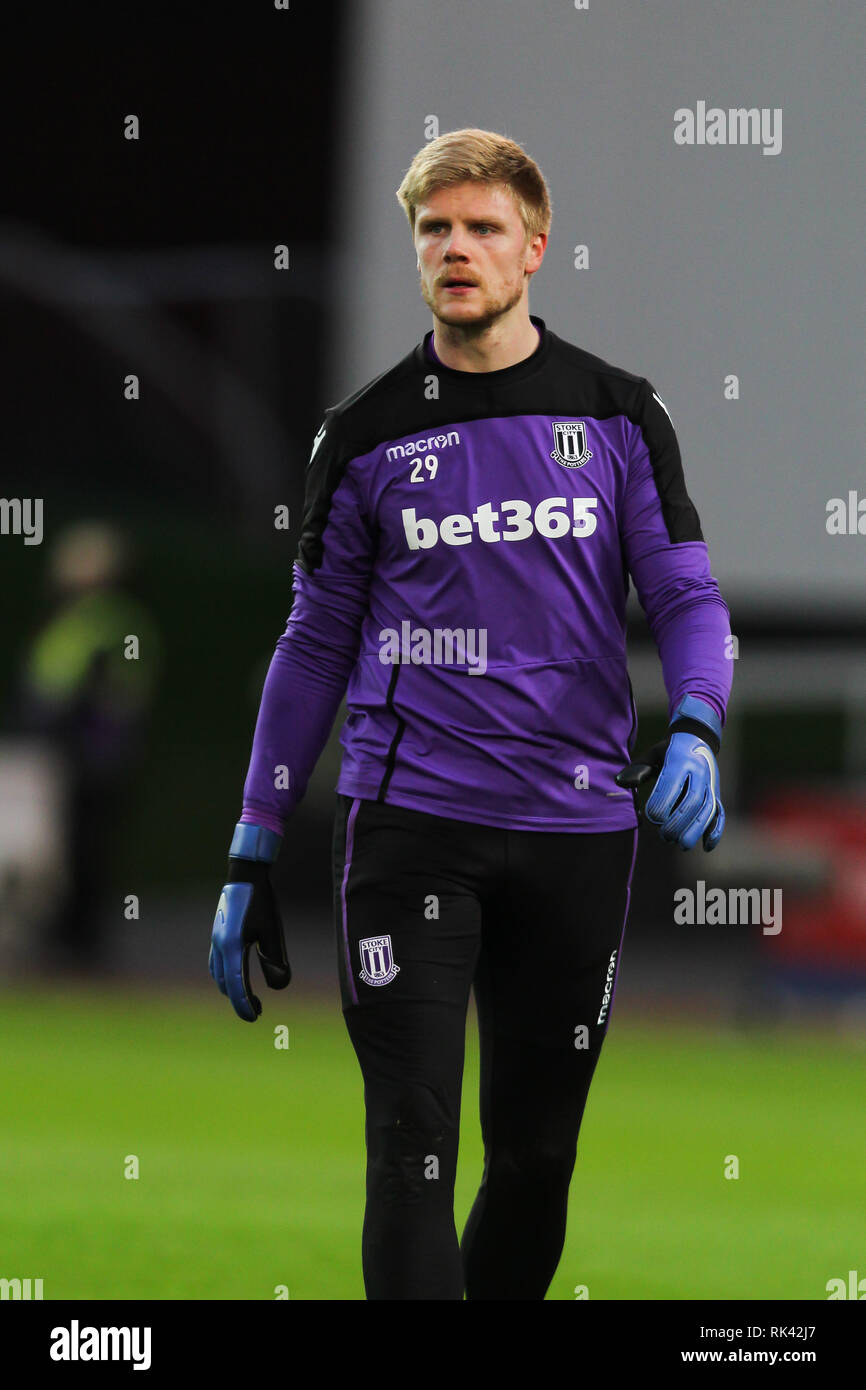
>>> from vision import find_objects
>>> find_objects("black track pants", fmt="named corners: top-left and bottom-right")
top-left (333, 794), bottom-right (639, 1300)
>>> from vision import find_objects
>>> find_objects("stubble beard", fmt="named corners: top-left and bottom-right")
top-left (421, 271), bottom-right (528, 337)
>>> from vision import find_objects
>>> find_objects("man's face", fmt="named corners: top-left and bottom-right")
top-left (414, 181), bottom-right (546, 331)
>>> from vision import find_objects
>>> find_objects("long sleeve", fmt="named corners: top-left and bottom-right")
top-left (621, 378), bottom-right (732, 728)
top-left (239, 411), bottom-right (375, 833)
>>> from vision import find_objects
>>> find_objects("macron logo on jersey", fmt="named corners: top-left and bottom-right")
top-left (386, 431), bottom-right (461, 461)
top-left (652, 391), bottom-right (672, 423)
top-left (309, 422), bottom-right (327, 462)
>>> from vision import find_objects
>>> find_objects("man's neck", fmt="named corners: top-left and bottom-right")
top-left (431, 314), bottom-right (541, 373)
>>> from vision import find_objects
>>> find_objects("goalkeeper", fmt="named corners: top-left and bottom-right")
top-left (209, 126), bottom-right (732, 1300)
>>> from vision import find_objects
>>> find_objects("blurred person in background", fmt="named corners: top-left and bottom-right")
top-left (9, 521), bottom-right (160, 970)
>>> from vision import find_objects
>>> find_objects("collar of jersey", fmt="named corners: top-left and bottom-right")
top-left (416, 314), bottom-right (551, 384)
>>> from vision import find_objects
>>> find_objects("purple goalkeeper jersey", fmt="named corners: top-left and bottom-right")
top-left (240, 315), bottom-right (732, 834)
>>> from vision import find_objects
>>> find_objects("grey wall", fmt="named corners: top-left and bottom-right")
top-left (327, 0), bottom-right (864, 609)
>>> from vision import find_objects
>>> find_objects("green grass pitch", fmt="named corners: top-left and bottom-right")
top-left (0, 985), bottom-right (862, 1300)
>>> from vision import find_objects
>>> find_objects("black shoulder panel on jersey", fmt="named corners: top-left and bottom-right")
top-left (295, 351), bottom-right (422, 575)
top-left (625, 378), bottom-right (704, 544)
top-left (306, 325), bottom-right (644, 468)
top-left (296, 407), bottom-right (344, 575)
top-left (296, 319), bottom-right (705, 566)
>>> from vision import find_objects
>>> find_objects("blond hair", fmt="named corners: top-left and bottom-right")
top-left (396, 127), bottom-right (552, 246)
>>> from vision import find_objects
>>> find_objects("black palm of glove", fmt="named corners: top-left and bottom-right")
top-left (615, 724), bottom-right (725, 853)
top-left (209, 857), bottom-right (291, 1022)
top-left (615, 737), bottom-right (670, 791)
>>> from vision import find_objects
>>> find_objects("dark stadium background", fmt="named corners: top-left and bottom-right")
top-left (1, 15), bottom-right (347, 947)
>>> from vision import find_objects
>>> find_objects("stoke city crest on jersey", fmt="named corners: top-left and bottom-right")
top-left (550, 421), bottom-right (592, 469)
top-left (358, 934), bottom-right (401, 987)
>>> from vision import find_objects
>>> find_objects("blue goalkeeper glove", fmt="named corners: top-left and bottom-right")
top-left (615, 695), bottom-right (725, 852)
top-left (209, 822), bottom-right (291, 1022)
